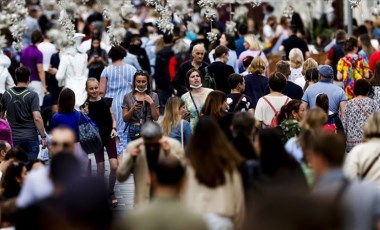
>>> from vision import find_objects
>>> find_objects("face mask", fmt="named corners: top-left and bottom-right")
top-left (190, 84), bottom-right (202, 89)
top-left (135, 87), bottom-right (147, 93)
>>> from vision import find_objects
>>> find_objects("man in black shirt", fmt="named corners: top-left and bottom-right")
top-left (172, 44), bottom-right (208, 97)
top-left (265, 61), bottom-right (304, 100)
top-left (208, 45), bottom-right (236, 94)
top-left (279, 25), bottom-right (310, 60)
top-left (227, 73), bottom-right (254, 113)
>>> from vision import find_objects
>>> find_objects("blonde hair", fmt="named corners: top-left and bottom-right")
top-left (363, 112), bottom-right (380, 140)
top-left (302, 58), bottom-right (318, 76)
top-left (247, 56), bottom-right (266, 74)
top-left (244, 34), bottom-right (261, 51)
top-left (289, 48), bottom-right (304, 68)
top-left (300, 107), bottom-right (328, 130)
top-left (161, 97), bottom-right (185, 136)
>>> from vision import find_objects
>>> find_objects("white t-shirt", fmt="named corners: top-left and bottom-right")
top-left (295, 77), bottom-right (306, 89)
top-left (289, 66), bottom-right (303, 83)
top-left (255, 95), bottom-right (291, 126)
top-left (37, 42), bottom-right (57, 71)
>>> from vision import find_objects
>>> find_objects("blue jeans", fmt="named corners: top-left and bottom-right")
top-left (127, 124), bottom-right (142, 143)
top-left (13, 139), bottom-right (40, 163)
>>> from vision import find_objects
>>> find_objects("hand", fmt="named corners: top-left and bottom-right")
top-left (110, 129), bottom-right (118, 138)
top-left (133, 102), bottom-right (143, 110)
top-left (43, 86), bottom-right (49, 95)
top-left (144, 95), bottom-right (154, 105)
top-left (48, 67), bottom-right (57, 75)
top-left (159, 139), bottom-right (171, 156)
top-left (41, 138), bottom-right (47, 149)
top-left (130, 143), bottom-right (142, 157)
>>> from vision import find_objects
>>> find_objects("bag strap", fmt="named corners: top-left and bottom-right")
top-left (233, 94), bottom-right (245, 112)
top-left (180, 120), bottom-right (184, 149)
top-left (353, 99), bottom-right (370, 118)
top-left (189, 92), bottom-right (200, 117)
top-left (262, 96), bottom-right (277, 113)
top-left (360, 151), bottom-right (380, 179)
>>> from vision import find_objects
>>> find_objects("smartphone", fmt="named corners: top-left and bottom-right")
top-left (136, 101), bottom-right (143, 105)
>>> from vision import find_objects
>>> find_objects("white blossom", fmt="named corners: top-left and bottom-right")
top-left (207, 32), bottom-right (218, 43)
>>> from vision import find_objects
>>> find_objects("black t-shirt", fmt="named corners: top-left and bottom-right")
top-left (227, 93), bottom-right (254, 112)
top-left (87, 98), bottom-right (113, 143)
top-left (265, 81), bottom-right (303, 100)
top-left (208, 62), bottom-right (236, 94)
top-left (282, 35), bottom-right (309, 60)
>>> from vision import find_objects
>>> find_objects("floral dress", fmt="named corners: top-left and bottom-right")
top-left (181, 88), bottom-right (213, 130)
top-left (342, 97), bottom-right (380, 152)
top-left (279, 119), bottom-right (301, 144)
top-left (337, 55), bottom-right (369, 100)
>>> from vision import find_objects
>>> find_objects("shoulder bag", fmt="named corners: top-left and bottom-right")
top-left (359, 151), bottom-right (380, 179)
top-left (189, 92), bottom-right (200, 117)
top-left (233, 94), bottom-right (245, 112)
top-left (78, 112), bottom-right (103, 154)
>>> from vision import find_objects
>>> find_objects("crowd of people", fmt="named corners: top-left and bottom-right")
top-left (0, 0), bottom-right (380, 229)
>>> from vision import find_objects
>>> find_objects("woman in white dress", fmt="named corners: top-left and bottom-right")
top-left (56, 43), bottom-right (88, 108)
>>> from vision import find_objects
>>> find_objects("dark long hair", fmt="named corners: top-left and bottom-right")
top-left (316, 94), bottom-right (329, 114)
top-left (1, 162), bottom-right (25, 199)
top-left (201, 90), bottom-right (227, 120)
top-left (186, 116), bottom-right (243, 188)
top-left (58, 88), bottom-right (75, 113)
top-left (89, 37), bottom-right (101, 53)
top-left (185, 68), bottom-right (203, 90)
top-left (256, 128), bottom-right (298, 176)
top-left (277, 100), bottom-right (302, 124)
top-left (131, 71), bottom-right (152, 94)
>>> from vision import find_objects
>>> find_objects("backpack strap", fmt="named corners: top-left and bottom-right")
top-left (262, 96), bottom-right (277, 113)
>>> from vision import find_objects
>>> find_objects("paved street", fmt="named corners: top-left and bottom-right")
top-left (88, 154), bottom-right (135, 212)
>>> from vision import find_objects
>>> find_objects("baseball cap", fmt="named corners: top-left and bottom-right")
top-left (243, 56), bottom-right (254, 68)
top-left (317, 65), bottom-right (334, 78)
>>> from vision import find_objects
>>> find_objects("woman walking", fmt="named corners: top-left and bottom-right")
top-left (161, 97), bottom-right (192, 148)
top-left (122, 71), bottom-right (159, 142)
top-left (100, 45), bottom-right (137, 155)
top-left (84, 78), bottom-right (119, 207)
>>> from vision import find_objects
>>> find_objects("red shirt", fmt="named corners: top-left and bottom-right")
top-left (368, 50), bottom-right (380, 72)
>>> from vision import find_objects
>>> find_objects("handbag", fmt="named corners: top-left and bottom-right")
top-left (78, 112), bottom-right (103, 154)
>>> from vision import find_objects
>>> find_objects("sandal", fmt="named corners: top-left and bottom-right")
top-left (109, 192), bottom-right (118, 208)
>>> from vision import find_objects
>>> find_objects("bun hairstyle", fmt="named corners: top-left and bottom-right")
top-left (277, 100), bottom-right (302, 124)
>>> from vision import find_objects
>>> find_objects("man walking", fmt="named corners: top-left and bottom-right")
top-left (208, 45), bottom-right (235, 94)
top-left (172, 44), bottom-right (208, 96)
top-left (1, 67), bottom-right (46, 163)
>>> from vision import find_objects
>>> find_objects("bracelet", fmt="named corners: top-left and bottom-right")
top-left (112, 127), bottom-right (117, 130)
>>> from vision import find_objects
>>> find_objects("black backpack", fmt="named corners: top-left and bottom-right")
top-left (202, 66), bottom-right (216, 89)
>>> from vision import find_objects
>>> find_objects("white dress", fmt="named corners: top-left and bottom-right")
top-left (56, 47), bottom-right (88, 108)
top-left (0, 53), bottom-right (15, 94)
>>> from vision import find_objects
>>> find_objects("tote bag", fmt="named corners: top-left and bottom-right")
top-left (78, 112), bottom-right (103, 154)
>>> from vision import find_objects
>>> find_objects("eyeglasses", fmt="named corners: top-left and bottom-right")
top-left (195, 52), bottom-right (204, 55)
top-left (51, 141), bottom-right (74, 149)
